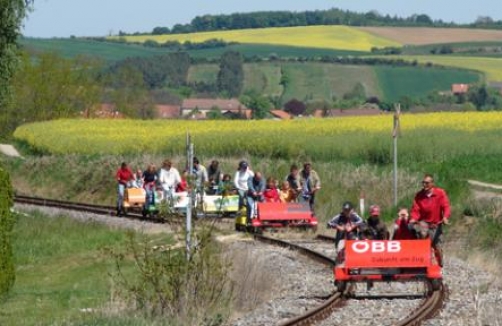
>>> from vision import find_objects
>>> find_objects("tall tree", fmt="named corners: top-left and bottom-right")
top-left (0, 0), bottom-right (33, 115)
top-left (2, 52), bottom-right (103, 133)
top-left (0, 0), bottom-right (32, 299)
top-left (217, 51), bottom-right (244, 97)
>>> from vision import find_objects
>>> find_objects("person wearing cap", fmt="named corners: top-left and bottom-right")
top-left (327, 201), bottom-right (365, 250)
top-left (234, 161), bottom-right (254, 211)
top-left (410, 174), bottom-right (450, 267)
top-left (362, 205), bottom-right (390, 240)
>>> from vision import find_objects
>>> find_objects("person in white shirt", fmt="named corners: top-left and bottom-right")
top-left (158, 159), bottom-right (181, 201)
top-left (234, 161), bottom-right (254, 210)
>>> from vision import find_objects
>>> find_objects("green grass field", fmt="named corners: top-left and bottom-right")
top-left (281, 62), bottom-right (381, 102)
top-left (401, 41), bottom-right (502, 57)
top-left (375, 66), bottom-right (481, 102)
top-left (378, 55), bottom-right (502, 82)
top-left (189, 62), bottom-right (480, 102)
top-left (21, 37), bottom-right (367, 62)
top-left (20, 37), bottom-right (172, 62)
top-left (243, 63), bottom-right (283, 96)
top-left (187, 64), bottom-right (219, 84)
top-left (0, 212), bottom-right (171, 325)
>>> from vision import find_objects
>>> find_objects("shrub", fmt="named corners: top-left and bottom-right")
top-left (0, 165), bottom-right (15, 300)
top-left (110, 227), bottom-right (233, 325)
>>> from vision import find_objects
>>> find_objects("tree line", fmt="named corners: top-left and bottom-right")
top-left (132, 8), bottom-right (502, 36)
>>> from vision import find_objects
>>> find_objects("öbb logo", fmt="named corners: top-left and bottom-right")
top-left (351, 241), bottom-right (401, 253)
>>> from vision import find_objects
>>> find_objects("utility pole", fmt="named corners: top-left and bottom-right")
top-left (392, 104), bottom-right (401, 207)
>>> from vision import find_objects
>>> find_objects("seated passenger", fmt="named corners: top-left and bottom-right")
top-left (246, 172), bottom-right (265, 222)
top-left (391, 207), bottom-right (415, 240)
top-left (327, 201), bottom-right (365, 250)
top-left (263, 177), bottom-right (281, 203)
top-left (207, 160), bottom-right (222, 195)
top-left (158, 159), bottom-right (181, 201)
top-left (176, 170), bottom-right (189, 192)
top-left (133, 169), bottom-right (144, 188)
top-left (142, 164), bottom-right (158, 207)
top-left (279, 180), bottom-right (295, 203)
top-left (285, 164), bottom-right (302, 201)
top-left (192, 157), bottom-right (208, 196)
top-left (115, 162), bottom-right (135, 217)
top-left (362, 205), bottom-right (390, 240)
top-left (218, 174), bottom-right (236, 196)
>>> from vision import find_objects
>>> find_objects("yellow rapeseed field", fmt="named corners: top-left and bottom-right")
top-left (115, 26), bottom-right (401, 52)
top-left (13, 112), bottom-right (502, 156)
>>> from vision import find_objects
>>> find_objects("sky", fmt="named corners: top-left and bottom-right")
top-left (22, 0), bottom-right (502, 38)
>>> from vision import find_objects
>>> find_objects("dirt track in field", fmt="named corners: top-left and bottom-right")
top-left (359, 27), bottom-right (502, 45)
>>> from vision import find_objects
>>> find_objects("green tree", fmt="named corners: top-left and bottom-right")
top-left (343, 82), bottom-right (366, 101)
top-left (217, 51), bottom-right (244, 97)
top-left (108, 65), bottom-right (155, 119)
top-left (468, 85), bottom-right (502, 110)
top-left (0, 0), bottom-right (34, 138)
top-left (241, 92), bottom-right (272, 119)
top-left (1, 52), bottom-right (103, 134)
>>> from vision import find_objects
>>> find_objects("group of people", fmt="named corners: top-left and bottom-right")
top-left (115, 159), bottom-right (322, 219)
top-left (233, 161), bottom-right (321, 222)
top-left (327, 174), bottom-right (450, 267)
top-left (115, 159), bottom-right (190, 216)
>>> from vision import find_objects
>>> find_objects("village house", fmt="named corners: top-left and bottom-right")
top-left (451, 83), bottom-right (469, 95)
top-left (180, 98), bottom-right (251, 119)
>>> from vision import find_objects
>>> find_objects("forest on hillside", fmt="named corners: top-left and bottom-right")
top-left (119, 8), bottom-right (502, 36)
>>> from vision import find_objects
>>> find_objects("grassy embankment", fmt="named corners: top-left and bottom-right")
top-left (0, 211), bottom-right (174, 325)
top-left (10, 112), bottom-right (502, 221)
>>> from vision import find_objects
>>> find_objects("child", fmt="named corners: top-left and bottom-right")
top-left (176, 170), bottom-right (189, 192)
top-left (279, 180), bottom-right (295, 203)
top-left (218, 174), bottom-right (236, 196)
top-left (263, 177), bottom-right (281, 203)
top-left (391, 207), bottom-right (415, 240)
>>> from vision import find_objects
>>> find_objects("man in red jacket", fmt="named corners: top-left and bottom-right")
top-left (116, 162), bottom-right (134, 217)
top-left (410, 174), bottom-right (450, 267)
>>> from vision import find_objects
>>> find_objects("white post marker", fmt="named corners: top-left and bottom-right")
top-left (186, 135), bottom-right (193, 260)
top-left (359, 190), bottom-right (365, 218)
top-left (392, 104), bottom-right (401, 207)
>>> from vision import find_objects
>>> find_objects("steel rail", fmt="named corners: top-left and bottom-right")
top-left (15, 196), bottom-right (447, 325)
top-left (254, 234), bottom-right (345, 326)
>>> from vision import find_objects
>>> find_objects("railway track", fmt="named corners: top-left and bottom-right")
top-left (258, 235), bottom-right (448, 326)
top-left (14, 195), bottom-right (447, 326)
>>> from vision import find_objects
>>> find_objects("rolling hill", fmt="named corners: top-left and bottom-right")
top-left (116, 25), bottom-right (401, 52)
top-left (188, 62), bottom-right (481, 102)
top-left (21, 24), bottom-right (502, 104)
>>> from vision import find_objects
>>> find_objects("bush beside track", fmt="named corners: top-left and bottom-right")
top-left (0, 165), bottom-right (15, 300)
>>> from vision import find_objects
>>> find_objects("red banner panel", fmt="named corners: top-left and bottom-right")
top-left (345, 240), bottom-right (431, 268)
